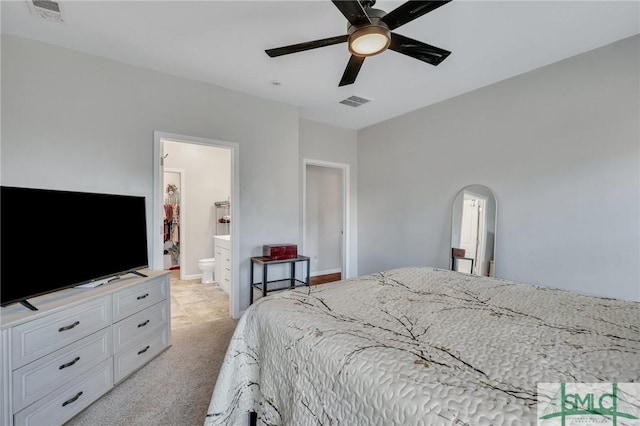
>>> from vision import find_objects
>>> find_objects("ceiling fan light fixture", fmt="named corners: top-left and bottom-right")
top-left (348, 25), bottom-right (390, 57)
top-left (265, 0), bottom-right (453, 86)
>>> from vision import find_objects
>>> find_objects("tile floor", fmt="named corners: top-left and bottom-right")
top-left (169, 270), bottom-right (230, 329)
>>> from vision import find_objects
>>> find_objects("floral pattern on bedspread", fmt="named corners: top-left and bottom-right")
top-left (204, 267), bottom-right (640, 426)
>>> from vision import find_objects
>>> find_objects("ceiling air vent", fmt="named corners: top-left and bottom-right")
top-left (339, 95), bottom-right (372, 108)
top-left (28, 0), bottom-right (65, 23)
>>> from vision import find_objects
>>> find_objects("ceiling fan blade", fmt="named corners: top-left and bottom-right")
top-left (265, 34), bottom-right (349, 57)
top-left (339, 55), bottom-right (365, 87)
top-left (331, 0), bottom-right (371, 26)
top-left (388, 33), bottom-right (451, 66)
top-left (381, 1), bottom-right (451, 30)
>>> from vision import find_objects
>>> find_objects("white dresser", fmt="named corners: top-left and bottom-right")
top-left (214, 235), bottom-right (232, 295)
top-left (0, 270), bottom-right (171, 426)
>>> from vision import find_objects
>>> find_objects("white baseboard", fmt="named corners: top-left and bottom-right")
top-left (183, 273), bottom-right (201, 281)
top-left (310, 268), bottom-right (341, 277)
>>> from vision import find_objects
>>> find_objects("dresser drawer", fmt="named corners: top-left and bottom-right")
top-left (112, 276), bottom-right (168, 322)
top-left (113, 301), bottom-right (168, 353)
top-left (114, 325), bottom-right (169, 384)
top-left (12, 328), bottom-right (112, 413)
top-left (11, 296), bottom-right (111, 368)
top-left (13, 359), bottom-right (113, 426)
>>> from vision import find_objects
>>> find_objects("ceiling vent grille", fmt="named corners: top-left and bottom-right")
top-left (28, 0), bottom-right (65, 22)
top-left (339, 95), bottom-right (372, 108)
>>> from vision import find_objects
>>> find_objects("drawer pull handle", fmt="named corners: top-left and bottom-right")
top-left (137, 320), bottom-right (150, 328)
top-left (58, 321), bottom-right (80, 332)
top-left (137, 293), bottom-right (149, 300)
top-left (59, 357), bottom-right (80, 370)
top-left (138, 345), bottom-right (150, 355)
top-left (62, 391), bottom-right (83, 407)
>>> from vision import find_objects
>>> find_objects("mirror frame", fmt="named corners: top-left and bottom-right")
top-left (450, 185), bottom-right (497, 276)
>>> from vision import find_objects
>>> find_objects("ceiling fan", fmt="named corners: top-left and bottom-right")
top-left (265, 0), bottom-right (453, 87)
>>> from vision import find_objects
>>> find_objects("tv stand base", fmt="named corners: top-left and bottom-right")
top-left (130, 270), bottom-right (148, 278)
top-left (19, 300), bottom-right (38, 311)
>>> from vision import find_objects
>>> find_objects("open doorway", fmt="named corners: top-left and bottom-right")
top-left (303, 159), bottom-right (350, 283)
top-left (163, 168), bottom-right (185, 278)
top-left (153, 131), bottom-right (240, 319)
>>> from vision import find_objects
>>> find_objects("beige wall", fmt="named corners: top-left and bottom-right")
top-left (3, 32), bottom-right (638, 309)
top-left (357, 35), bottom-right (640, 301)
top-left (299, 118), bottom-right (358, 278)
top-left (1, 34), bottom-right (300, 315)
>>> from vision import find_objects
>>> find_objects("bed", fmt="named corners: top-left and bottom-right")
top-left (204, 266), bottom-right (640, 425)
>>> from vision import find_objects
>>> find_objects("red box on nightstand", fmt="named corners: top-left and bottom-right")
top-left (263, 244), bottom-right (298, 260)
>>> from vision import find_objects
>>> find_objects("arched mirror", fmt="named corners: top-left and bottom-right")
top-left (450, 185), bottom-right (497, 276)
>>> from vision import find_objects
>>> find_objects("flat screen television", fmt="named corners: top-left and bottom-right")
top-left (1, 186), bottom-right (149, 310)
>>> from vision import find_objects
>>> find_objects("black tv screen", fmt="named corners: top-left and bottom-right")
top-left (1, 186), bottom-right (149, 308)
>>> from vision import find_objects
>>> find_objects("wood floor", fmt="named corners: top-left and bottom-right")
top-left (310, 272), bottom-right (342, 285)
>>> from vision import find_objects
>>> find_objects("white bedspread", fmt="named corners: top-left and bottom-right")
top-left (204, 267), bottom-right (640, 425)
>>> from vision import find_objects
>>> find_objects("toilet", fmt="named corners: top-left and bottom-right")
top-left (198, 257), bottom-right (216, 284)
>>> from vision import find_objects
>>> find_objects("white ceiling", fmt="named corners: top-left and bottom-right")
top-left (2, 1), bottom-right (639, 130)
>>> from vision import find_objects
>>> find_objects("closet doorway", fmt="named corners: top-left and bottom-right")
top-left (303, 159), bottom-right (350, 281)
top-left (163, 168), bottom-right (185, 279)
top-left (153, 131), bottom-right (240, 319)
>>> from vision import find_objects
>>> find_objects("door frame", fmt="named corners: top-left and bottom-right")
top-left (163, 167), bottom-right (186, 280)
top-left (153, 131), bottom-right (241, 319)
top-left (302, 159), bottom-right (350, 279)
